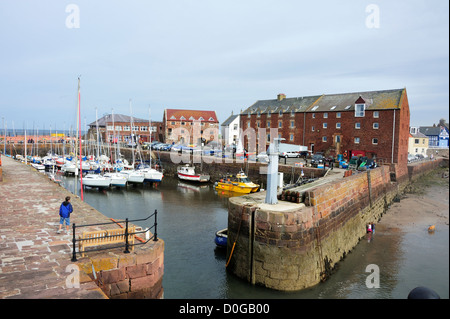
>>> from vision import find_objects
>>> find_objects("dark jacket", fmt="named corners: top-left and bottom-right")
top-left (59, 201), bottom-right (73, 218)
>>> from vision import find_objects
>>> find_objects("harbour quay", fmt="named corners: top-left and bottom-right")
top-left (0, 155), bottom-right (164, 299)
top-left (225, 157), bottom-right (448, 291)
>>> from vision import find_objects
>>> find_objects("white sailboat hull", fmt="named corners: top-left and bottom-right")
top-left (82, 174), bottom-right (111, 188)
top-left (120, 170), bottom-right (145, 184)
top-left (103, 172), bottom-right (128, 187)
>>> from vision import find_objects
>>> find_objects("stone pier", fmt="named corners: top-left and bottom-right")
top-left (225, 158), bottom-right (448, 291)
top-left (0, 155), bottom-right (164, 299)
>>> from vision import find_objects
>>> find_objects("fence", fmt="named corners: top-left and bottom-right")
top-left (71, 210), bottom-right (158, 262)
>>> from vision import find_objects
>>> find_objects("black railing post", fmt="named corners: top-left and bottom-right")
top-left (71, 223), bottom-right (77, 262)
top-left (124, 218), bottom-right (130, 253)
top-left (153, 209), bottom-right (158, 241)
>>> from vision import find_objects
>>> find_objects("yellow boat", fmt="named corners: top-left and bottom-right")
top-left (215, 170), bottom-right (259, 194)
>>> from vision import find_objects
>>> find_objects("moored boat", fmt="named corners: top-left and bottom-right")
top-left (214, 228), bottom-right (227, 248)
top-left (103, 172), bottom-right (128, 187)
top-left (177, 164), bottom-right (210, 183)
top-left (82, 173), bottom-right (111, 188)
top-left (214, 170), bottom-right (259, 194)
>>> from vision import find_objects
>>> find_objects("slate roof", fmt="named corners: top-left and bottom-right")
top-left (88, 114), bottom-right (148, 127)
top-left (241, 88), bottom-right (405, 115)
top-left (221, 114), bottom-right (239, 126)
top-left (419, 126), bottom-right (443, 136)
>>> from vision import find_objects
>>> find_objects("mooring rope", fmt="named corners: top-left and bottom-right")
top-left (225, 205), bottom-right (247, 268)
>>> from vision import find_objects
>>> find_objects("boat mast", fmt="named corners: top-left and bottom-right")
top-left (77, 76), bottom-right (84, 200)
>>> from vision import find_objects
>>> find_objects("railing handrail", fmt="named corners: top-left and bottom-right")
top-left (71, 209), bottom-right (158, 262)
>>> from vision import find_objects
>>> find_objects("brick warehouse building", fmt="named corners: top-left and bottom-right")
top-left (87, 114), bottom-right (163, 144)
top-left (162, 109), bottom-right (219, 145)
top-left (240, 88), bottom-right (410, 171)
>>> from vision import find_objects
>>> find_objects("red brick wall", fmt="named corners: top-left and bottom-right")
top-left (240, 89), bottom-right (410, 166)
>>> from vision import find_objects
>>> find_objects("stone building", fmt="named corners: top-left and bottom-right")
top-left (240, 88), bottom-right (410, 168)
top-left (162, 109), bottom-right (219, 145)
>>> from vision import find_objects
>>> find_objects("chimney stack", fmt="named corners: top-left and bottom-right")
top-left (277, 93), bottom-right (286, 101)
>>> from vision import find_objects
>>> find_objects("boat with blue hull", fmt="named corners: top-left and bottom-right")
top-left (214, 228), bottom-right (227, 248)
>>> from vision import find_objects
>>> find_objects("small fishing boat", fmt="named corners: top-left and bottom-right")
top-left (82, 173), bottom-right (111, 188)
top-left (215, 170), bottom-right (259, 194)
top-left (214, 228), bottom-right (227, 248)
top-left (177, 164), bottom-right (210, 183)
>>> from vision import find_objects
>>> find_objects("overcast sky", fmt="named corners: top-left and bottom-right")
top-left (0, 0), bottom-right (448, 132)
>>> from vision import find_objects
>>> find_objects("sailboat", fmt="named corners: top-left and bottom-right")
top-left (103, 109), bottom-right (128, 187)
top-left (136, 106), bottom-right (163, 182)
top-left (81, 108), bottom-right (111, 188)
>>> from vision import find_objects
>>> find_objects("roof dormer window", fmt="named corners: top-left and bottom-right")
top-left (355, 104), bottom-right (365, 117)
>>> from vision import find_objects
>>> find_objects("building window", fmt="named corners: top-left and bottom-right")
top-left (311, 126), bottom-right (315, 132)
top-left (247, 122), bottom-right (250, 128)
top-left (312, 113), bottom-right (315, 118)
top-left (290, 121), bottom-right (295, 128)
top-left (373, 111), bottom-right (379, 118)
top-left (290, 134), bottom-right (294, 141)
top-left (323, 123), bottom-right (327, 128)
top-left (323, 113), bottom-right (328, 118)
top-left (278, 121), bottom-right (282, 128)
top-left (256, 121), bottom-right (260, 128)
top-left (355, 104), bottom-right (365, 117)
top-left (322, 136), bottom-right (327, 142)
top-left (373, 123), bottom-right (379, 129)
top-left (279, 110), bottom-right (283, 116)
top-left (336, 112), bottom-right (341, 118)
top-left (354, 137), bottom-right (360, 144)
top-left (336, 123), bottom-right (341, 129)
top-left (291, 110), bottom-right (295, 117)
top-left (267, 121), bottom-right (271, 128)
top-left (233, 124), bottom-right (238, 130)
top-left (355, 122), bottom-right (361, 129)
top-left (372, 138), bottom-right (378, 145)
top-left (257, 111), bottom-right (261, 118)
top-left (171, 121), bottom-right (175, 125)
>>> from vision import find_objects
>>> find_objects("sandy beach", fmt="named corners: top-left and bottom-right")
top-left (379, 167), bottom-right (449, 232)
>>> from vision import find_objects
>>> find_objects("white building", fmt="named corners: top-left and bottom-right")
top-left (221, 113), bottom-right (240, 146)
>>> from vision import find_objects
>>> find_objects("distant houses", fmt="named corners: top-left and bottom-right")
top-left (419, 119), bottom-right (449, 148)
top-left (408, 127), bottom-right (429, 157)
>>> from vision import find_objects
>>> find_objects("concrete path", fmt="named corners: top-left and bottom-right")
top-left (0, 155), bottom-right (107, 299)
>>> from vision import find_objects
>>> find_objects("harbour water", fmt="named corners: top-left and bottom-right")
top-left (58, 174), bottom-right (449, 299)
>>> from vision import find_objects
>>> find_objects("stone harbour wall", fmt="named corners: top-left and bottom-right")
top-left (226, 159), bottom-right (446, 291)
top-left (77, 239), bottom-right (164, 299)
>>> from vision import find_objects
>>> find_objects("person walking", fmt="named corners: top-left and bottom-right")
top-left (57, 196), bottom-right (73, 234)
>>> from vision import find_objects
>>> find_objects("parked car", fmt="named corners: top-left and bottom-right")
top-left (415, 154), bottom-right (425, 160)
top-left (256, 152), bottom-right (269, 163)
top-left (279, 151), bottom-right (300, 158)
top-left (311, 154), bottom-right (324, 167)
top-left (407, 154), bottom-right (416, 163)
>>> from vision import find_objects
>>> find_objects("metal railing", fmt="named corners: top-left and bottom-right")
top-left (71, 210), bottom-right (158, 262)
